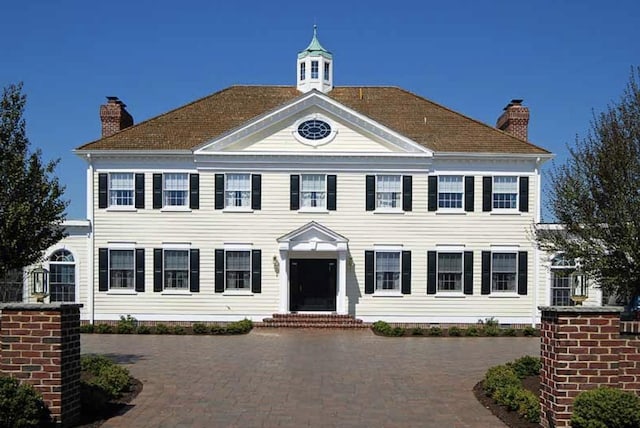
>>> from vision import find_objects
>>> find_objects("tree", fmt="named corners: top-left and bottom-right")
top-left (0, 83), bottom-right (67, 288)
top-left (536, 68), bottom-right (640, 304)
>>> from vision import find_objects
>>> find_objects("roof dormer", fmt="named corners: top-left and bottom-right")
top-left (297, 25), bottom-right (333, 93)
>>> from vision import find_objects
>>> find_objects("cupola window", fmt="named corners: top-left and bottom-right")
top-left (311, 61), bottom-right (319, 79)
top-left (300, 63), bottom-right (306, 81)
top-left (324, 63), bottom-right (330, 81)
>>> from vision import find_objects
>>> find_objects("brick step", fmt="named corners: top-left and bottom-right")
top-left (271, 313), bottom-right (357, 320)
top-left (259, 313), bottom-right (367, 328)
top-left (258, 322), bottom-right (369, 329)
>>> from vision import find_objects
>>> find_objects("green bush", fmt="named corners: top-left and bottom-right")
top-left (172, 325), bottom-right (186, 335)
top-left (225, 319), bottom-right (253, 334)
top-left (447, 326), bottom-right (462, 336)
top-left (116, 315), bottom-right (137, 334)
top-left (192, 322), bottom-right (209, 334)
top-left (522, 325), bottom-right (537, 336)
top-left (465, 326), bottom-right (480, 336)
top-left (410, 327), bottom-right (424, 336)
top-left (136, 325), bottom-right (151, 334)
top-left (0, 376), bottom-right (50, 427)
top-left (483, 365), bottom-right (521, 396)
top-left (95, 323), bottom-right (113, 334)
top-left (515, 388), bottom-right (540, 423)
top-left (428, 327), bottom-right (443, 336)
top-left (502, 328), bottom-right (518, 337)
top-left (571, 387), bottom-right (640, 428)
top-left (154, 323), bottom-right (170, 335)
top-left (80, 324), bottom-right (95, 333)
top-left (209, 324), bottom-right (225, 335)
top-left (481, 317), bottom-right (499, 327)
top-left (81, 354), bottom-right (113, 374)
top-left (507, 356), bottom-right (541, 379)
top-left (81, 355), bottom-right (131, 399)
top-left (484, 325), bottom-right (500, 336)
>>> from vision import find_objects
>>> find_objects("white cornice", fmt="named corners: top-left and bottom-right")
top-left (436, 152), bottom-right (554, 161)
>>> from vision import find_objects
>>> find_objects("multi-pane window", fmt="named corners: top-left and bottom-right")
top-left (493, 176), bottom-right (518, 209)
top-left (324, 63), bottom-right (330, 81)
top-left (311, 61), bottom-right (319, 79)
top-left (109, 250), bottom-right (134, 289)
top-left (300, 63), bottom-right (306, 80)
top-left (551, 254), bottom-right (576, 306)
top-left (163, 173), bottom-right (188, 207)
top-left (164, 250), bottom-right (189, 290)
top-left (109, 173), bottom-right (134, 206)
top-left (225, 251), bottom-right (251, 290)
top-left (225, 174), bottom-right (251, 208)
top-left (301, 174), bottom-right (326, 208)
top-left (49, 250), bottom-right (75, 302)
top-left (376, 175), bottom-right (401, 209)
top-left (438, 253), bottom-right (463, 292)
top-left (492, 253), bottom-right (517, 292)
top-left (438, 176), bottom-right (463, 209)
top-left (375, 252), bottom-right (400, 291)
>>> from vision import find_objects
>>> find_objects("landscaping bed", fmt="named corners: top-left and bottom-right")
top-left (80, 316), bottom-right (253, 335)
top-left (372, 319), bottom-right (539, 337)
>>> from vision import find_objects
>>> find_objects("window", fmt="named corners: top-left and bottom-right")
top-left (301, 174), bottom-right (326, 208)
top-left (225, 174), bottom-right (251, 208)
top-left (376, 175), bottom-right (401, 209)
top-left (376, 252), bottom-right (400, 291)
top-left (551, 254), bottom-right (576, 306)
top-left (49, 249), bottom-right (75, 302)
top-left (492, 253), bottom-right (517, 292)
top-left (437, 253), bottom-right (463, 292)
top-left (297, 120), bottom-right (332, 141)
top-left (438, 176), bottom-right (463, 209)
top-left (225, 251), bottom-right (251, 290)
top-left (164, 250), bottom-right (189, 290)
top-left (300, 62), bottom-right (306, 80)
top-left (109, 173), bottom-right (134, 206)
top-left (324, 62), bottom-right (330, 81)
top-left (163, 173), bottom-right (188, 207)
top-left (109, 250), bottom-right (134, 289)
top-left (493, 176), bottom-right (518, 209)
top-left (311, 61), bottom-right (319, 78)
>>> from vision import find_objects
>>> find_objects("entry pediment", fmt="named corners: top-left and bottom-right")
top-left (278, 221), bottom-right (348, 252)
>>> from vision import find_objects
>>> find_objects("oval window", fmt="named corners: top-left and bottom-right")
top-left (297, 119), bottom-right (332, 141)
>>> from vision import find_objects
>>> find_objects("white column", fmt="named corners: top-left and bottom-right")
top-left (278, 249), bottom-right (289, 313)
top-left (337, 250), bottom-right (347, 314)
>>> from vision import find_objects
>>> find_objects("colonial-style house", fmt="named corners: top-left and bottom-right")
top-left (27, 29), bottom-right (603, 325)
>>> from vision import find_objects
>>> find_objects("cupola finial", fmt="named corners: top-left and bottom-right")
top-left (296, 25), bottom-right (333, 93)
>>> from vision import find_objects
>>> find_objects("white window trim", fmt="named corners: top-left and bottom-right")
top-left (108, 172), bottom-right (135, 208)
top-left (490, 251), bottom-right (519, 294)
top-left (292, 115), bottom-right (338, 146)
top-left (162, 172), bottom-right (190, 208)
top-left (223, 249), bottom-right (252, 292)
top-left (224, 173), bottom-right (252, 209)
top-left (373, 250), bottom-right (403, 295)
top-left (299, 173), bottom-right (328, 211)
top-left (162, 248), bottom-right (190, 292)
top-left (106, 206), bottom-right (138, 212)
top-left (107, 248), bottom-right (136, 291)
top-left (47, 248), bottom-right (78, 303)
top-left (491, 176), bottom-right (519, 212)
top-left (437, 175), bottom-right (464, 212)
top-left (374, 174), bottom-right (403, 213)
top-left (436, 251), bottom-right (464, 294)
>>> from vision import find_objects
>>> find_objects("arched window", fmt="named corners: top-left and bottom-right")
top-left (48, 249), bottom-right (75, 302)
top-left (550, 254), bottom-right (576, 306)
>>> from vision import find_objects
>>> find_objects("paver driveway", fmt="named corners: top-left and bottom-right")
top-left (82, 329), bottom-right (539, 428)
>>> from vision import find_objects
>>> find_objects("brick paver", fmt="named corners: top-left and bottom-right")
top-left (82, 330), bottom-right (539, 427)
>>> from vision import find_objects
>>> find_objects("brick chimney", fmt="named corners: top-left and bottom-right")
top-left (99, 96), bottom-right (133, 138)
top-left (496, 99), bottom-right (529, 141)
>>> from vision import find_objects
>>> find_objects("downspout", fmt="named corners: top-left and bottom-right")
top-left (532, 158), bottom-right (542, 326)
top-left (86, 154), bottom-right (95, 324)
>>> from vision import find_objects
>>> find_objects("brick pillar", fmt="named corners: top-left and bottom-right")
top-left (0, 303), bottom-right (82, 427)
top-left (539, 306), bottom-right (624, 428)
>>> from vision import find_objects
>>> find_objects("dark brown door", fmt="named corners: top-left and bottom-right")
top-left (290, 259), bottom-right (336, 311)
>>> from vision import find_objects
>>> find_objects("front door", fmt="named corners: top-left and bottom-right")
top-left (289, 259), bottom-right (336, 311)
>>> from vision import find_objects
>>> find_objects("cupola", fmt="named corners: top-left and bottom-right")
top-left (297, 25), bottom-right (333, 93)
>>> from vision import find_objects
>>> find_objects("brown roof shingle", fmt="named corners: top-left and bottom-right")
top-left (76, 85), bottom-right (550, 155)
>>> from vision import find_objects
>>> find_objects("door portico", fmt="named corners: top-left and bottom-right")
top-left (277, 222), bottom-right (348, 314)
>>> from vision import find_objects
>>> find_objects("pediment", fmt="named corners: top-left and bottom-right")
top-left (278, 221), bottom-right (348, 252)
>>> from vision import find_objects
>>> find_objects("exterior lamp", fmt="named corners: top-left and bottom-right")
top-left (31, 265), bottom-right (49, 303)
top-left (570, 267), bottom-right (588, 305)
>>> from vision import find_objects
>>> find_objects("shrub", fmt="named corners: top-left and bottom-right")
top-left (0, 376), bottom-right (50, 427)
top-left (515, 388), bottom-right (540, 423)
top-left (192, 322), bottom-right (209, 334)
top-left (448, 326), bottom-right (462, 336)
top-left (410, 327), bottom-right (424, 336)
top-left (172, 325), bottom-right (186, 335)
top-left (116, 315), bottom-right (137, 334)
top-left (226, 319), bottom-right (253, 334)
top-left (481, 317), bottom-right (499, 327)
top-left (80, 324), bottom-right (95, 333)
top-left (502, 328), bottom-right (518, 337)
top-left (81, 355), bottom-right (131, 399)
top-left (95, 323), bottom-right (113, 334)
top-left (571, 387), bottom-right (640, 428)
top-left (390, 327), bottom-right (404, 336)
top-left (372, 320), bottom-right (391, 335)
top-left (483, 365), bottom-right (520, 396)
top-left (154, 323), bottom-right (170, 335)
top-left (507, 356), bottom-right (541, 379)
top-left (136, 325), bottom-right (151, 334)
top-left (209, 324), bottom-right (225, 335)
top-left (81, 354), bottom-right (113, 374)
top-left (484, 325), bottom-right (500, 336)
top-left (465, 326), bottom-right (480, 336)
top-left (427, 327), bottom-right (443, 336)
top-left (522, 326), bottom-right (537, 337)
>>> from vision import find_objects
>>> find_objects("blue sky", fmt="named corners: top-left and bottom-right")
top-left (1, 0), bottom-right (639, 220)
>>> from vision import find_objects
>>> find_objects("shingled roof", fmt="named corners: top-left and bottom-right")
top-left (76, 85), bottom-right (550, 155)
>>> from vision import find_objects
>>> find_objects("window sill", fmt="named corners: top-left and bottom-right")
top-left (222, 207), bottom-right (254, 213)
top-left (298, 208), bottom-right (329, 214)
top-left (222, 291), bottom-right (254, 296)
top-left (488, 293), bottom-right (520, 298)
top-left (160, 207), bottom-right (191, 212)
top-left (435, 210), bottom-right (466, 215)
top-left (372, 292), bottom-right (403, 297)
top-left (435, 293), bottom-right (466, 298)
top-left (105, 206), bottom-right (137, 212)
top-left (161, 290), bottom-right (192, 295)
top-left (373, 209), bottom-right (405, 215)
top-left (489, 211), bottom-right (521, 216)
top-left (106, 290), bottom-right (137, 295)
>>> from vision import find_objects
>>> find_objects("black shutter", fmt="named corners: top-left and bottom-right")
top-left (401, 251), bottom-right (411, 294)
top-left (327, 175), bottom-right (337, 211)
top-left (481, 251), bottom-right (491, 295)
top-left (427, 251), bottom-right (436, 294)
top-left (427, 176), bottom-right (438, 212)
top-left (153, 249), bottom-right (163, 292)
top-left (190, 249), bottom-right (200, 292)
top-left (366, 175), bottom-right (375, 211)
top-left (519, 177), bottom-right (529, 212)
top-left (251, 174), bottom-right (261, 210)
top-left (402, 176), bottom-right (412, 211)
top-left (290, 175), bottom-right (300, 210)
top-left (135, 248), bottom-right (145, 292)
top-left (464, 251), bottom-right (473, 295)
top-left (215, 174), bottom-right (225, 210)
top-left (518, 251), bottom-right (528, 295)
top-left (364, 250), bottom-right (374, 294)
top-left (251, 250), bottom-right (262, 293)
top-left (98, 248), bottom-right (108, 291)
top-left (464, 176), bottom-right (474, 212)
top-left (153, 174), bottom-right (162, 209)
top-left (98, 173), bottom-right (108, 209)
top-left (215, 249), bottom-right (225, 293)
top-left (189, 174), bottom-right (199, 210)
top-left (135, 173), bottom-right (145, 209)
top-left (482, 177), bottom-right (492, 212)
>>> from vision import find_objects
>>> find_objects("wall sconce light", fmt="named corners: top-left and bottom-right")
top-left (272, 255), bottom-right (280, 276)
top-left (347, 256), bottom-right (355, 269)
top-left (31, 265), bottom-right (49, 303)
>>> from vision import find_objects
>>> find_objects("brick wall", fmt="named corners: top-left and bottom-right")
top-left (539, 306), bottom-right (640, 428)
top-left (0, 303), bottom-right (82, 427)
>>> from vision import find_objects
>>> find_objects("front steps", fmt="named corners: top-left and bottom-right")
top-left (259, 313), bottom-right (367, 329)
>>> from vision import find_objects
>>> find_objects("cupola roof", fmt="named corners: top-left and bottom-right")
top-left (298, 25), bottom-right (332, 59)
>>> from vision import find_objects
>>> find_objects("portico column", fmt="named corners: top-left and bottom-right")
top-left (337, 246), bottom-right (347, 314)
top-left (278, 248), bottom-right (289, 313)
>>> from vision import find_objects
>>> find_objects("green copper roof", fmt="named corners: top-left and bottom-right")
top-left (298, 25), bottom-right (332, 60)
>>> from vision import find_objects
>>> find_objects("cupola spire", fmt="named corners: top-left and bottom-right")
top-left (297, 25), bottom-right (333, 93)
